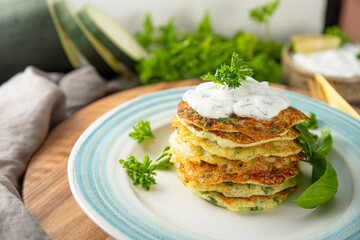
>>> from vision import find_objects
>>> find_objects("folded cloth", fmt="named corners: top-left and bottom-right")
top-left (0, 66), bottom-right (111, 239)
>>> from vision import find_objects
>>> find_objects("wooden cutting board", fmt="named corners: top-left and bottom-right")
top-left (22, 80), bottom-right (308, 240)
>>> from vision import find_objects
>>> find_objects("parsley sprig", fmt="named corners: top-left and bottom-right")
top-left (129, 120), bottom-right (155, 143)
top-left (250, 0), bottom-right (280, 40)
top-left (294, 123), bottom-right (338, 209)
top-left (136, 12), bottom-right (283, 84)
top-left (119, 146), bottom-right (173, 190)
top-left (201, 52), bottom-right (253, 88)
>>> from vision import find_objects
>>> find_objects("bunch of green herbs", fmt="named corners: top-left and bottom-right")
top-left (136, 12), bottom-right (283, 84)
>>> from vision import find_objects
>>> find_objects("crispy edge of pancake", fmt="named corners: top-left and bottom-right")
top-left (177, 161), bottom-right (300, 186)
top-left (177, 117), bottom-right (300, 148)
top-left (170, 139), bottom-right (304, 175)
top-left (172, 127), bottom-right (303, 162)
top-left (178, 167), bottom-right (300, 197)
top-left (191, 187), bottom-right (296, 212)
top-left (177, 101), bottom-right (310, 141)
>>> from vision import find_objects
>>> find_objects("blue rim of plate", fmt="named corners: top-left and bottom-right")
top-left (68, 87), bottom-right (360, 240)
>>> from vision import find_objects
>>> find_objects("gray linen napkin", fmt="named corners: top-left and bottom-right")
top-left (0, 66), bottom-right (115, 239)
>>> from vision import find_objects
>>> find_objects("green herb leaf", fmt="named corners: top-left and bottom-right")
top-left (197, 12), bottom-right (212, 36)
top-left (201, 52), bottom-right (253, 88)
top-left (136, 12), bottom-right (282, 84)
top-left (205, 196), bottom-right (218, 206)
top-left (119, 155), bottom-right (157, 191)
top-left (315, 128), bottom-right (333, 156)
top-left (310, 152), bottom-right (327, 183)
top-left (157, 18), bottom-right (178, 49)
top-left (119, 147), bottom-right (173, 190)
top-left (302, 112), bottom-right (318, 129)
top-left (250, 0), bottom-right (280, 39)
top-left (250, 0), bottom-right (280, 24)
top-left (250, 53), bottom-right (282, 83)
top-left (151, 146), bottom-right (173, 169)
top-left (136, 14), bottom-right (154, 49)
top-left (129, 120), bottom-right (155, 143)
top-left (296, 124), bottom-right (316, 157)
top-left (357, 53), bottom-right (360, 60)
top-left (294, 123), bottom-right (338, 208)
top-left (293, 158), bottom-right (338, 209)
top-left (325, 26), bottom-right (350, 44)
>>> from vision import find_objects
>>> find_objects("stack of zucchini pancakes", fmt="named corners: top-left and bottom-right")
top-left (169, 100), bottom-right (310, 212)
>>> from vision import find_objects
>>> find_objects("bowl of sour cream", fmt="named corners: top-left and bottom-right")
top-left (281, 42), bottom-right (360, 103)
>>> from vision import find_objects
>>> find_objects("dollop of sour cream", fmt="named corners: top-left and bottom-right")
top-left (182, 77), bottom-right (290, 120)
top-left (292, 43), bottom-right (360, 78)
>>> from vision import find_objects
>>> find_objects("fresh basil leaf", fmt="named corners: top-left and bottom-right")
top-left (310, 152), bottom-right (327, 183)
top-left (296, 123), bottom-right (316, 156)
top-left (315, 128), bottom-right (332, 156)
top-left (293, 160), bottom-right (338, 209)
top-left (303, 112), bottom-right (318, 129)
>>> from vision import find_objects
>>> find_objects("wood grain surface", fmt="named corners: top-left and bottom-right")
top-left (22, 80), bottom-right (308, 240)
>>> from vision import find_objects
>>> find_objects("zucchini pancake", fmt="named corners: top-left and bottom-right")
top-left (169, 74), bottom-right (310, 212)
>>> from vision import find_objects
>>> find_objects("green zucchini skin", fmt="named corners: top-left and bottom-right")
top-left (78, 8), bottom-right (137, 72)
top-left (47, 0), bottom-right (82, 69)
top-left (0, 0), bottom-right (73, 83)
top-left (54, 0), bottom-right (117, 78)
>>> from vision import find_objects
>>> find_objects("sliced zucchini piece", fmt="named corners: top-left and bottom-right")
top-left (54, 0), bottom-right (120, 78)
top-left (47, 0), bottom-right (81, 69)
top-left (0, 0), bottom-right (73, 83)
top-left (78, 4), bottom-right (149, 72)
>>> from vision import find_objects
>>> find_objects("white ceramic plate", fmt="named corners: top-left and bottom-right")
top-left (68, 87), bottom-right (360, 240)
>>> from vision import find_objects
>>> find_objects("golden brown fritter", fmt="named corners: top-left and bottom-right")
top-left (172, 127), bottom-right (303, 161)
top-left (170, 137), bottom-right (305, 175)
top-left (177, 168), bottom-right (300, 197)
top-left (192, 187), bottom-right (296, 212)
top-left (177, 101), bottom-right (310, 141)
top-left (177, 160), bottom-right (299, 186)
top-left (175, 117), bottom-right (300, 148)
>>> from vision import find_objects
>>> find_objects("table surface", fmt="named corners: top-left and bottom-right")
top-left (22, 80), bottom-right (309, 240)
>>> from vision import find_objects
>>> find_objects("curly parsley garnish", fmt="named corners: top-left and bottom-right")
top-left (201, 52), bottom-right (253, 88)
top-left (119, 146), bottom-right (173, 190)
top-left (129, 120), bottom-right (155, 143)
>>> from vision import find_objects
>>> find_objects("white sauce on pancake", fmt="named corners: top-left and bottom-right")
top-left (182, 77), bottom-right (290, 119)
